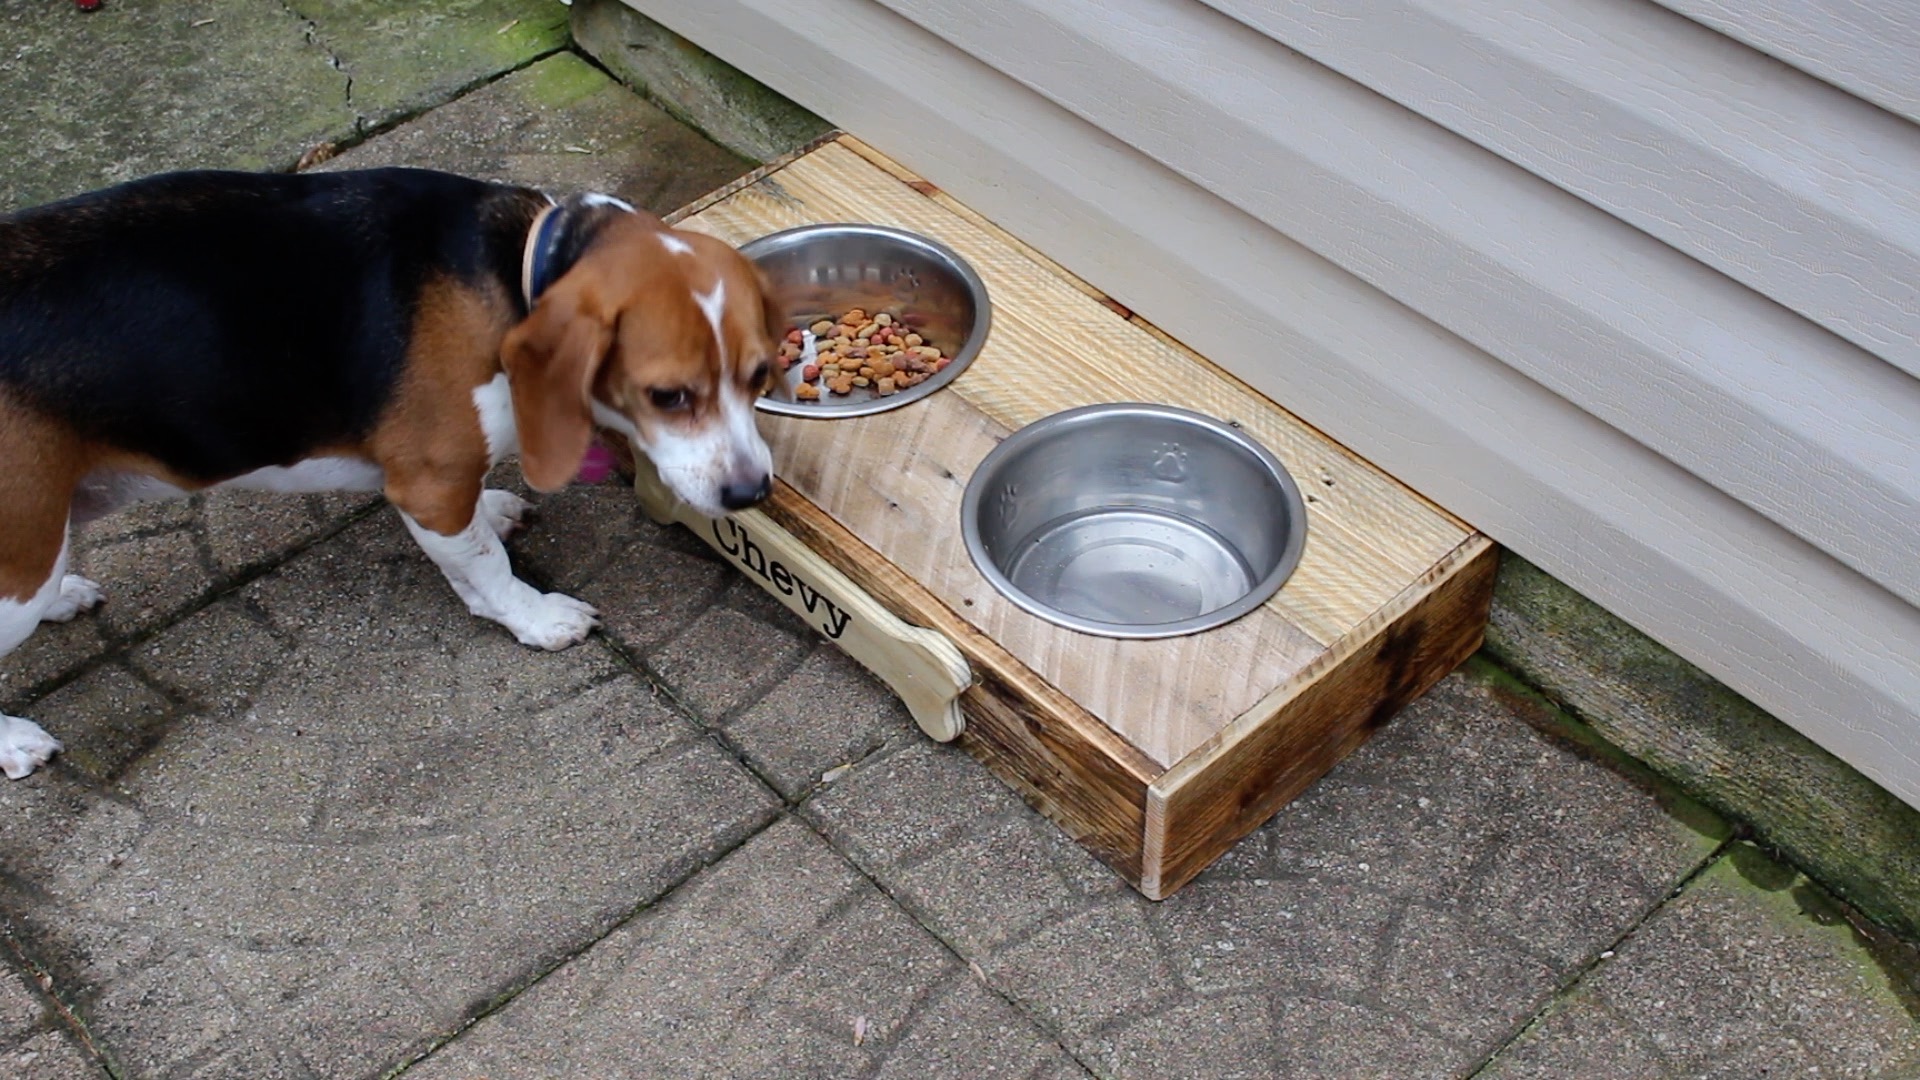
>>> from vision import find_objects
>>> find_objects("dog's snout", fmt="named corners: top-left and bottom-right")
top-left (719, 473), bottom-right (772, 511)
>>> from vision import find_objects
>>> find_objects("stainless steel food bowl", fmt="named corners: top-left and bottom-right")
top-left (961, 404), bottom-right (1308, 638)
top-left (741, 223), bottom-right (991, 418)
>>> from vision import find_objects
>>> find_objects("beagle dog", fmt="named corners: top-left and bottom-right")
top-left (0, 167), bottom-right (785, 779)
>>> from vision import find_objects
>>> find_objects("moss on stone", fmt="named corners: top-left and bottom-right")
top-left (1486, 554), bottom-right (1920, 942)
top-left (520, 51), bottom-right (617, 110)
top-left (295, 0), bottom-right (572, 132)
top-left (318, 54), bottom-right (750, 216)
top-left (1708, 845), bottom-right (1920, 1026)
top-left (0, 0), bottom-right (572, 211)
top-left (0, 1), bottom-right (352, 209)
top-left (570, 0), bottom-right (830, 163)
top-left (1727, 841), bottom-right (1798, 893)
top-left (1463, 657), bottom-right (1730, 854)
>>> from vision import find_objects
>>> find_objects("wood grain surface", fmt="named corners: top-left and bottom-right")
top-left (681, 138), bottom-right (1471, 765)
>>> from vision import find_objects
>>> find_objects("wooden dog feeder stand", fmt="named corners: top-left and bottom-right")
top-left (641, 136), bottom-right (1498, 899)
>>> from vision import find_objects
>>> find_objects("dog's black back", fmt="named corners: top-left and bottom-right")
top-left (0, 168), bottom-right (540, 481)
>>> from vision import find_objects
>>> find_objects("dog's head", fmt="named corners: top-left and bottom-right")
top-left (502, 204), bottom-right (783, 517)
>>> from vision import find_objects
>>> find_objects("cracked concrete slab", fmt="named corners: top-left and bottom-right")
top-left (0, 0), bottom-right (345, 209)
top-left (803, 671), bottom-right (1725, 1078)
top-left (402, 818), bottom-right (1091, 1080)
top-left (318, 51), bottom-right (752, 210)
top-left (288, 0), bottom-right (570, 132)
top-left (0, 0), bottom-right (567, 212)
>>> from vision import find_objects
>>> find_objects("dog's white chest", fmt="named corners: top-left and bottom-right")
top-left (473, 373), bottom-right (519, 465)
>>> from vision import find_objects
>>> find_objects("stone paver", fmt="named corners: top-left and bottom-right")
top-left (296, 0), bottom-right (571, 128)
top-left (648, 587), bottom-right (817, 721)
top-left (1, 957), bottom-right (104, 1080)
top-left (319, 50), bottom-right (752, 211)
top-left (2, 513), bottom-right (780, 1079)
top-left (403, 818), bottom-right (1090, 1080)
top-left (0, 492), bottom-right (380, 714)
top-left (7, 2), bottom-right (1920, 1077)
top-left (1483, 844), bottom-right (1920, 1080)
top-left (0, 0), bottom-right (566, 211)
top-left (506, 481), bottom-right (916, 799)
top-left (726, 642), bottom-right (914, 801)
top-left (804, 671), bottom-right (1726, 1078)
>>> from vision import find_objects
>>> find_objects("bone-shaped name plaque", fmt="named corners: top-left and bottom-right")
top-left (631, 458), bottom-right (971, 743)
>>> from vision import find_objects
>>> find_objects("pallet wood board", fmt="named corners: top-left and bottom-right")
top-left (667, 136), bottom-right (1496, 896)
top-left (679, 139), bottom-right (1472, 766)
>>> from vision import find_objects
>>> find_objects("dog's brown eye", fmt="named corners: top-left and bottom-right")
top-left (649, 388), bottom-right (691, 411)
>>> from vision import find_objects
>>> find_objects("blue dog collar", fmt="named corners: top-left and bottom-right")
top-left (520, 202), bottom-right (565, 308)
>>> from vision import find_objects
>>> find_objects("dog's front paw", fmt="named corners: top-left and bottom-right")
top-left (503, 591), bottom-right (600, 650)
top-left (479, 489), bottom-right (533, 539)
top-left (0, 716), bottom-right (63, 780)
top-left (42, 575), bottom-right (105, 622)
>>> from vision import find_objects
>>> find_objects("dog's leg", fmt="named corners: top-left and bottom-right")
top-left (1, 526), bottom-right (75, 780)
top-left (43, 573), bottom-right (105, 622)
top-left (0, 399), bottom-right (85, 779)
top-left (477, 488), bottom-right (533, 540)
top-left (388, 472), bottom-right (597, 650)
top-left (399, 501), bottom-right (598, 649)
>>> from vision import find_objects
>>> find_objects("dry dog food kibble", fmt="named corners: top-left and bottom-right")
top-left (775, 306), bottom-right (953, 403)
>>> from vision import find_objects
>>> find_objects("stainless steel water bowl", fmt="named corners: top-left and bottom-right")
top-left (962, 404), bottom-right (1309, 639)
top-left (741, 223), bottom-right (991, 419)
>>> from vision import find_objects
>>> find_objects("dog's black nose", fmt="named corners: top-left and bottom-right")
top-left (719, 474), bottom-right (772, 511)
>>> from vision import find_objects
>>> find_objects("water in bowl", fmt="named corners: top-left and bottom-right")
top-left (1002, 506), bottom-right (1257, 627)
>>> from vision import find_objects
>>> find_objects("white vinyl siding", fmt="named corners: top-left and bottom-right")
top-left (1653, 0), bottom-right (1920, 125)
top-left (621, 0), bottom-right (1920, 809)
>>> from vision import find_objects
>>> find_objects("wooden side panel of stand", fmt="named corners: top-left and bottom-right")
top-left (760, 481), bottom-right (1161, 881)
top-left (1140, 538), bottom-right (1499, 897)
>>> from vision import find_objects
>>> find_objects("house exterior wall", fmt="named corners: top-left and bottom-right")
top-left (619, 0), bottom-right (1920, 809)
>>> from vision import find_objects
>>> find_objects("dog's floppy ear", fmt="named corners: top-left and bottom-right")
top-left (502, 283), bottom-right (614, 493)
top-left (755, 265), bottom-right (790, 343)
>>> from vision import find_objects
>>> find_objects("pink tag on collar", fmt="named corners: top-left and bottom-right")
top-left (575, 443), bottom-right (617, 486)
